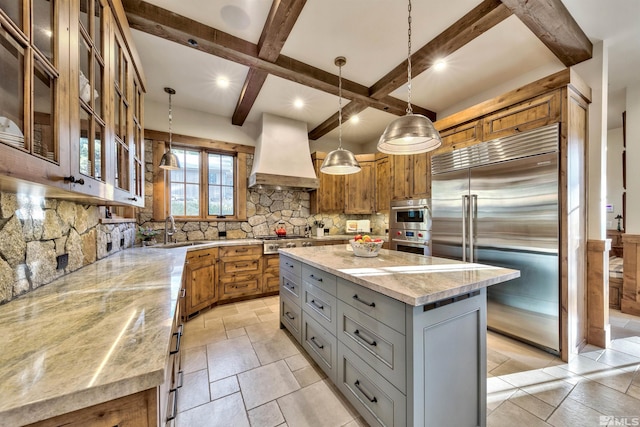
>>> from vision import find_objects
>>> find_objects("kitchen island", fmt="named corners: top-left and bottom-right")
top-left (278, 245), bottom-right (519, 427)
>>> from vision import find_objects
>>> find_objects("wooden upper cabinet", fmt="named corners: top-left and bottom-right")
top-left (390, 152), bottom-right (430, 200)
top-left (438, 119), bottom-right (483, 153)
top-left (375, 153), bottom-right (390, 212)
top-left (345, 155), bottom-right (375, 214)
top-left (0, 0), bottom-right (71, 188)
top-left (483, 91), bottom-right (561, 141)
top-left (310, 152), bottom-right (345, 214)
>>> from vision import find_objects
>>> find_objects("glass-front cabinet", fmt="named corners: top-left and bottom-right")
top-left (0, 0), bottom-right (72, 185)
top-left (0, 0), bottom-right (145, 206)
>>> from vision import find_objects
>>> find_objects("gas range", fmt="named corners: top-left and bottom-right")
top-left (258, 235), bottom-right (316, 254)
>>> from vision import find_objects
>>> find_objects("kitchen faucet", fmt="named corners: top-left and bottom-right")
top-left (164, 215), bottom-right (177, 244)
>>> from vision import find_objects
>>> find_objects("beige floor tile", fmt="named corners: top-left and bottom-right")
top-left (176, 392), bottom-right (249, 427)
top-left (546, 396), bottom-right (606, 427)
top-left (285, 353), bottom-right (311, 372)
top-left (252, 331), bottom-right (300, 365)
top-left (181, 345), bottom-right (207, 374)
top-left (487, 376), bottom-right (518, 411)
top-left (487, 400), bottom-right (551, 427)
top-left (226, 327), bottom-right (247, 339)
top-left (182, 321), bottom-right (228, 349)
top-left (210, 375), bottom-right (240, 400)
top-left (246, 320), bottom-right (286, 343)
top-left (500, 368), bottom-right (575, 407)
top-left (258, 311), bottom-right (280, 323)
top-left (541, 365), bottom-right (585, 386)
top-left (254, 307), bottom-right (273, 316)
top-left (234, 298), bottom-right (268, 312)
top-left (207, 335), bottom-right (260, 382)
top-left (292, 364), bottom-right (325, 388)
top-left (184, 315), bottom-right (205, 331)
top-left (594, 348), bottom-right (640, 369)
top-left (568, 379), bottom-right (640, 416)
top-left (203, 303), bottom-right (239, 320)
top-left (247, 401), bottom-right (285, 427)
top-left (581, 366), bottom-right (635, 393)
top-left (222, 311), bottom-right (262, 330)
top-left (610, 337), bottom-right (640, 358)
top-left (177, 369), bottom-right (210, 412)
top-left (627, 384), bottom-right (640, 400)
top-left (342, 418), bottom-right (369, 427)
top-left (237, 360), bottom-right (301, 409)
top-left (508, 389), bottom-right (555, 420)
top-left (278, 380), bottom-right (356, 427)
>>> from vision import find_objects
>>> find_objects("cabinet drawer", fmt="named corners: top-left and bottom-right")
top-left (337, 343), bottom-right (406, 427)
top-left (280, 255), bottom-right (301, 277)
top-left (280, 294), bottom-right (302, 343)
top-left (264, 254), bottom-right (280, 271)
top-left (220, 258), bottom-right (262, 275)
top-left (263, 273), bottom-right (280, 293)
top-left (302, 264), bottom-right (337, 295)
top-left (303, 282), bottom-right (338, 335)
top-left (219, 275), bottom-right (261, 300)
top-left (280, 273), bottom-right (302, 305)
top-left (219, 245), bottom-right (262, 258)
top-left (337, 278), bottom-right (406, 334)
top-left (186, 247), bottom-right (218, 261)
top-left (338, 301), bottom-right (406, 392)
top-left (302, 312), bottom-right (337, 381)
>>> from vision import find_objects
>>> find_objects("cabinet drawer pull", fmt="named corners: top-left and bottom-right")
top-left (310, 299), bottom-right (325, 310)
top-left (234, 283), bottom-right (250, 289)
top-left (354, 380), bottom-right (377, 403)
top-left (198, 253), bottom-right (209, 258)
top-left (285, 262), bottom-right (294, 268)
top-left (236, 263), bottom-right (250, 267)
top-left (170, 370), bottom-right (184, 392)
top-left (285, 311), bottom-right (295, 320)
top-left (284, 283), bottom-right (295, 292)
top-left (352, 294), bottom-right (376, 308)
top-left (309, 274), bottom-right (323, 282)
top-left (235, 248), bottom-right (249, 253)
top-left (354, 329), bottom-right (377, 347)
top-left (180, 288), bottom-right (186, 298)
top-left (166, 388), bottom-right (178, 421)
top-left (310, 336), bottom-right (324, 349)
top-left (169, 324), bottom-right (184, 355)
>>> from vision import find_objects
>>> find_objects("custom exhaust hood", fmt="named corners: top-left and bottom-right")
top-left (248, 113), bottom-right (320, 191)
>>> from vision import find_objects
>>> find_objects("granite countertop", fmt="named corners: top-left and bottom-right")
top-left (279, 245), bottom-right (520, 306)
top-left (0, 247), bottom-right (188, 426)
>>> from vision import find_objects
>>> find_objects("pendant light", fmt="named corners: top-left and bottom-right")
top-left (159, 87), bottom-right (180, 170)
top-left (377, 0), bottom-right (442, 155)
top-left (320, 56), bottom-right (361, 175)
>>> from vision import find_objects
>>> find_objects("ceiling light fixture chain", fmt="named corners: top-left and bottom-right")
top-left (406, 0), bottom-right (413, 115)
top-left (167, 88), bottom-right (174, 149)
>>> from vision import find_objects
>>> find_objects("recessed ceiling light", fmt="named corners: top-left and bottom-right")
top-left (434, 59), bottom-right (447, 71)
top-left (294, 98), bottom-right (304, 109)
top-left (350, 115), bottom-right (360, 124)
top-left (217, 76), bottom-right (230, 88)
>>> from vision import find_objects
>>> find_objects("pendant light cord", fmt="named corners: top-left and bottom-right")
top-left (338, 59), bottom-right (343, 149)
top-left (406, 0), bottom-right (413, 115)
top-left (168, 91), bottom-right (173, 150)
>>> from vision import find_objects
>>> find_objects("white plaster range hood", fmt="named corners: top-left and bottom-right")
top-left (248, 113), bottom-right (319, 191)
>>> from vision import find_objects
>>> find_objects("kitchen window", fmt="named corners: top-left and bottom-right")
top-left (168, 147), bottom-right (238, 219)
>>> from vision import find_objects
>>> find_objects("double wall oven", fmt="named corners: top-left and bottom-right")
top-left (389, 199), bottom-right (432, 255)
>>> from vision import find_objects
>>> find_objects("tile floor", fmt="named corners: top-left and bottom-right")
top-left (176, 296), bottom-right (640, 426)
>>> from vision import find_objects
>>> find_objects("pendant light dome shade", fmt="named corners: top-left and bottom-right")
top-left (159, 87), bottom-right (181, 170)
top-left (320, 56), bottom-right (360, 175)
top-left (321, 147), bottom-right (361, 175)
top-left (377, 0), bottom-right (442, 155)
top-left (377, 113), bottom-right (441, 154)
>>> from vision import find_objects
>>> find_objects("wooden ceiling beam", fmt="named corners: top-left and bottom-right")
top-left (233, 0), bottom-right (307, 125)
top-left (370, 0), bottom-right (511, 100)
top-left (123, 0), bottom-right (427, 119)
top-left (309, 0), bottom-right (509, 140)
top-left (500, 0), bottom-right (592, 67)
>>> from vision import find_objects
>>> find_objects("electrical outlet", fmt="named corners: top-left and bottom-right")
top-left (219, 231), bottom-right (227, 238)
top-left (106, 242), bottom-right (113, 252)
top-left (324, 228), bottom-right (329, 233)
top-left (56, 253), bottom-right (68, 270)
top-left (120, 237), bottom-right (125, 247)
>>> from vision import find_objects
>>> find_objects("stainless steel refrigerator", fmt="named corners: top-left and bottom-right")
top-left (431, 124), bottom-right (560, 353)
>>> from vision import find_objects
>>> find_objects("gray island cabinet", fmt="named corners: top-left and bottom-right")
top-left (278, 245), bottom-right (519, 427)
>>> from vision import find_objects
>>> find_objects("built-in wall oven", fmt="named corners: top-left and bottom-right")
top-left (389, 199), bottom-right (432, 255)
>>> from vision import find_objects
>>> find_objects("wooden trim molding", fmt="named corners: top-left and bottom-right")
top-left (586, 239), bottom-right (611, 348)
top-left (622, 234), bottom-right (640, 315)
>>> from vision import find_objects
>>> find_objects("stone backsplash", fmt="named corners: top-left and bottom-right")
top-left (0, 192), bottom-right (136, 304)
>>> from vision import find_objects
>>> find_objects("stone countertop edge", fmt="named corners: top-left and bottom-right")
top-left (279, 246), bottom-right (520, 306)
top-left (0, 246), bottom-right (189, 426)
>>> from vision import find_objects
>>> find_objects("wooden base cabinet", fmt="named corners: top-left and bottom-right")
top-left (263, 254), bottom-right (280, 293)
top-left (183, 247), bottom-right (218, 319)
top-left (218, 245), bottom-right (263, 301)
top-left (280, 256), bottom-right (489, 427)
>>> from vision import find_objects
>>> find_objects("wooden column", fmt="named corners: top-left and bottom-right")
top-left (622, 234), bottom-right (640, 315)
top-left (586, 239), bottom-right (611, 348)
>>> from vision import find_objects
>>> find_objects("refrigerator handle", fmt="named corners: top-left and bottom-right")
top-left (462, 195), bottom-right (468, 262)
top-left (470, 194), bottom-right (477, 263)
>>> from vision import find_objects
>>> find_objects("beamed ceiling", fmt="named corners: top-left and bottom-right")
top-left (122, 0), bottom-right (636, 147)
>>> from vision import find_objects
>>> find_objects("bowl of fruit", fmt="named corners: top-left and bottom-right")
top-left (350, 234), bottom-right (384, 257)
